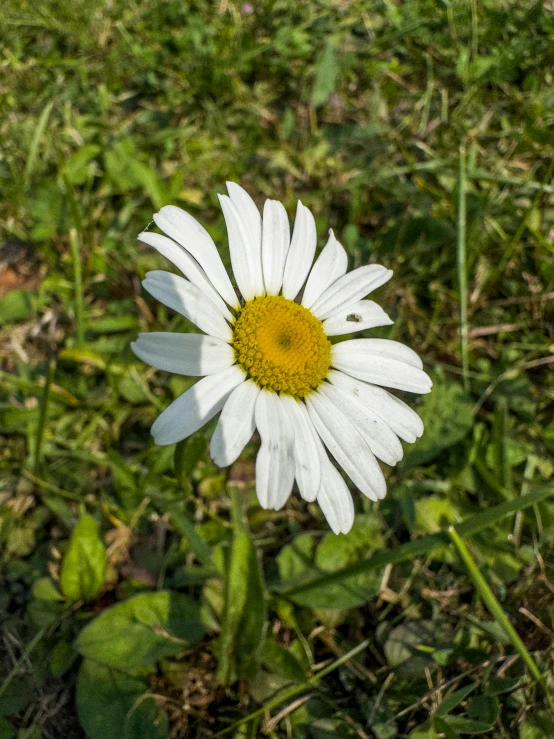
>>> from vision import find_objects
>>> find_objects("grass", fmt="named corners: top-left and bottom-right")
top-left (1, 0), bottom-right (554, 737)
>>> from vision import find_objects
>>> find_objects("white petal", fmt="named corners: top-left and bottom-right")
top-left (210, 380), bottom-right (260, 467)
top-left (219, 194), bottom-right (264, 300)
top-left (302, 229), bottom-right (348, 309)
top-left (317, 458), bottom-right (355, 535)
top-left (306, 390), bottom-right (386, 501)
top-left (131, 332), bottom-right (235, 376)
top-left (262, 199), bottom-right (290, 295)
top-left (254, 391), bottom-right (295, 510)
top-left (151, 365), bottom-right (246, 446)
top-left (154, 205), bottom-right (239, 309)
top-left (281, 201), bottom-right (317, 301)
top-left (335, 338), bottom-right (423, 368)
top-left (318, 383), bottom-right (403, 466)
top-left (280, 395), bottom-right (321, 502)
top-left (331, 340), bottom-right (432, 394)
top-left (328, 370), bottom-right (424, 443)
top-left (226, 182), bottom-right (262, 262)
top-left (323, 300), bottom-right (393, 336)
top-left (311, 265), bottom-right (393, 321)
top-left (142, 271), bottom-right (232, 343)
top-left (138, 232), bottom-right (232, 321)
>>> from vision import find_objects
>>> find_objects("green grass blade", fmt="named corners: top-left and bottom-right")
top-left (275, 484), bottom-right (554, 599)
top-left (69, 227), bottom-right (85, 347)
top-left (457, 143), bottom-right (469, 393)
top-left (23, 100), bottom-right (54, 190)
top-left (447, 526), bottom-right (553, 708)
top-left (213, 638), bottom-right (371, 737)
top-left (33, 356), bottom-right (56, 472)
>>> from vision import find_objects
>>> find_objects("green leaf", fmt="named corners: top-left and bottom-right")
top-left (75, 591), bottom-right (205, 672)
top-left (409, 722), bottom-right (439, 739)
top-left (544, 418), bottom-right (554, 453)
top-left (442, 715), bottom-right (495, 735)
top-left (49, 640), bottom-right (78, 678)
top-left (402, 375), bottom-right (473, 468)
top-left (261, 639), bottom-right (307, 684)
top-left (276, 517), bottom-right (385, 608)
top-left (435, 684), bottom-right (476, 717)
top-left (519, 711), bottom-right (554, 739)
top-left (0, 678), bottom-right (34, 717)
top-left (174, 434), bottom-right (208, 484)
top-left (76, 659), bottom-right (168, 739)
top-left (31, 577), bottom-right (64, 602)
top-left (466, 695), bottom-right (499, 725)
top-left (217, 531), bottom-right (267, 684)
top-left (59, 514), bottom-right (107, 603)
top-left (383, 620), bottom-right (453, 676)
top-left (415, 496), bottom-right (461, 535)
top-left (490, 397), bottom-right (512, 498)
top-left (0, 290), bottom-right (35, 325)
top-left (63, 145), bottom-right (101, 185)
top-left (0, 718), bottom-right (15, 739)
top-left (486, 677), bottom-right (520, 695)
top-left (311, 39), bottom-right (339, 107)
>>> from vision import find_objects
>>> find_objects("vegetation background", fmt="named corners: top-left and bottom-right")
top-left (1, 0), bottom-right (554, 737)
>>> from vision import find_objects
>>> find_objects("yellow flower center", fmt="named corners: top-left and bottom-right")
top-left (233, 295), bottom-right (331, 397)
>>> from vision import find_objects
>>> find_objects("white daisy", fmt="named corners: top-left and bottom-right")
top-left (132, 184), bottom-right (432, 535)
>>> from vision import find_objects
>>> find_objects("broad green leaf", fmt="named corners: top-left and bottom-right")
top-left (277, 517), bottom-right (385, 608)
top-left (261, 639), bottom-right (307, 684)
top-left (0, 290), bottom-right (35, 325)
top-left (277, 534), bottom-right (316, 580)
top-left (466, 695), bottom-right (499, 726)
top-left (217, 530), bottom-right (267, 684)
top-left (409, 723), bottom-right (439, 739)
top-left (414, 496), bottom-right (461, 535)
top-left (402, 375), bottom-right (473, 468)
top-left (75, 591), bottom-right (205, 671)
top-left (60, 514), bottom-right (107, 603)
top-left (76, 659), bottom-right (168, 739)
top-left (31, 577), bottom-right (64, 602)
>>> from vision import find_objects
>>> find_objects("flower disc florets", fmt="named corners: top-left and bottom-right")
top-left (233, 295), bottom-right (331, 397)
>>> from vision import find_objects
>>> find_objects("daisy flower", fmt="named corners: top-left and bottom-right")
top-left (132, 183), bottom-right (432, 534)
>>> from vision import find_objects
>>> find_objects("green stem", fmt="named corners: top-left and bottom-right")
top-left (34, 356), bottom-right (56, 472)
top-left (213, 638), bottom-right (371, 737)
top-left (447, 526), bottom-right (553, 708)
top-left (69, 227), bottom-right (85, 347)
top-left (229, 484), bottom-right (247, 533)
top-left (457, 143), bottom-right (469, 393)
